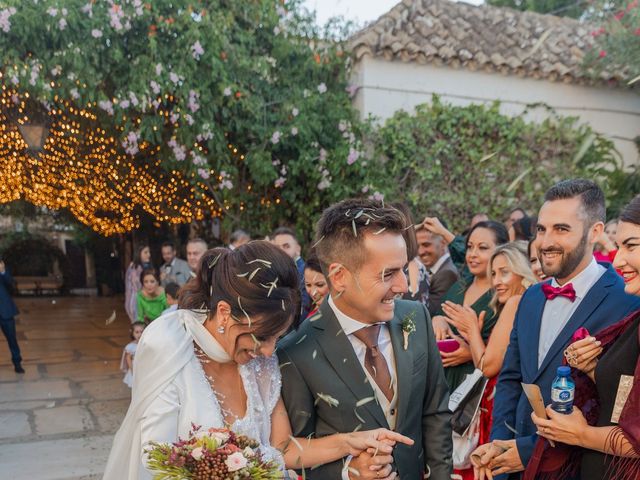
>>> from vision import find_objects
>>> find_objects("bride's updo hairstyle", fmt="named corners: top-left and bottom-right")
top-left (179, 240), bottom-right (302, 336)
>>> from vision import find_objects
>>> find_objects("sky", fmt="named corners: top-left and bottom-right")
top-left (302, 0), bottom-right (484, 26)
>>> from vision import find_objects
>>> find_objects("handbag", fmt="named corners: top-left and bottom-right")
top-left (449, 358), bottom-right (489, 469)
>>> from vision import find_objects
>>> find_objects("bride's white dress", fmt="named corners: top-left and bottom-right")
top-left (103, 309), bottom-right (283, 480)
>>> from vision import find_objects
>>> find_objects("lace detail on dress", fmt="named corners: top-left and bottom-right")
top-left (193, 353), bottom-right (284, 469)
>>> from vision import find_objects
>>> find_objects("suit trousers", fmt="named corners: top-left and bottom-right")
top-left (1, 316), bottom-right (22, 365)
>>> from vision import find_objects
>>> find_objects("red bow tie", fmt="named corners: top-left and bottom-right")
top-left (541, 283), bottom-right (576, 302)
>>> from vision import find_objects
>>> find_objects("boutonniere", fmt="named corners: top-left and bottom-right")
top-left (401, 309), bottom-right (417, 350)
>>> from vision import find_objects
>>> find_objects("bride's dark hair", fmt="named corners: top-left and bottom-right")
top-left (179, 240), bottom-right (301, 337)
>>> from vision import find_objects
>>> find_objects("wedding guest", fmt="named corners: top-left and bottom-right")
top-left (228, 229), bottom-right (250, 250)
top-left (472, 179), bottom-right (640, 480)
top-left (159, 241), bottom-right (190, 287)
top-left (393, 203), bottom-right (430, 306)
top-left (104, 242), bottom-right (412, 480)
top-left (279, 199), bottom-right (453, 480)
top-left (527, 194), bottom-right (640, 480)
top-left (528, 238), bottom-right (547, 282)
top-left (593, 219), bottom-right (618, 264)
top-left (272, 227), bottom-right (311, 316)
top-left (443, 243), bottom-right (536, 480)
top-left (0, 259), bottom-right (23, 373)
top-left (125, 244), bottom-right (152, 323)
top-left (121, 322), bottom-right (145, 388)
top-left (432, 220), bottom-right (509, 390)
top-left (505, 207), bottom-right (527, 231)
top-left (508, 216), bottom-right (535, 242)
top-left (162, 282), bottom-right (180, 315)
top-left (136, 269), bottom-right (168, 324)
top-left (303, 254), bottom-right (329, 315)
top-left (186, 238), bottom-right (208, 276)
top-left (417, 221), bottom-right (460, 315)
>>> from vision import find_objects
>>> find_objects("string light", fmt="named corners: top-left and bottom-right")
top-left (0, 86), bottom-right (218, 235)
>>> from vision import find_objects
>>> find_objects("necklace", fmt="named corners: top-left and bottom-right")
top-left (194, 344), bottom-right (242, 427)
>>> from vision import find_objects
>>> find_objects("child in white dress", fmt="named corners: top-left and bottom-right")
top-left (121, 322), bottom-right (145, 388)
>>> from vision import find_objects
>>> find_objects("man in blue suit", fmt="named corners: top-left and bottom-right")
top-left (472, 179), bottom-right (640, 479)
top-left (0, 259), bottom-right (24, 373)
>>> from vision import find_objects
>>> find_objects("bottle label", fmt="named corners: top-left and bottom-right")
top-left (551, 389), bottom-right (574, 403)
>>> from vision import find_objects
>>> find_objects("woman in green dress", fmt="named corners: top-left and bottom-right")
top-left (431, 220), bottom-right (508, 390)
top-left (136, 268), bottom-right (168, 323)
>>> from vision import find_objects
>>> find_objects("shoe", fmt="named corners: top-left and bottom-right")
top-left (14, 364), bottom-right (25, 374)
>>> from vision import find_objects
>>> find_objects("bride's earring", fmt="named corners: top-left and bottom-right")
top-left (217, 325), bottom-right (225, 334)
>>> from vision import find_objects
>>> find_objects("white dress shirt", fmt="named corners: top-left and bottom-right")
top-left (537, 259), bottom-right (606, 367)
top-left (328, 296), bottom-right (398, 480)
top-left (428, 251), bottom-right (451, 276)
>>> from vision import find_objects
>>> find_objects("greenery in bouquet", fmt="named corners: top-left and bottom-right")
top-left (145, 424), bottom-right (283, 480)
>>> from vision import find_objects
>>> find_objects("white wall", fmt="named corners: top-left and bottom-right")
top-left (353, 57), bottom-right (640, 167)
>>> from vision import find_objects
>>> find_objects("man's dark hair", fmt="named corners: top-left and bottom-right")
top-left (315, 198), bottom-right (406, 277)
top-left (165, 282), bottom-right (180, 300)
top-left (512, 216), bottom-right (534, 241)
top-left (544, 179), bottom-right (606, 226)
top-left (272, 227), bottom-right (298, 243)
top-left (161, 241), bottom-right (175, 250)
top-left (230, 229), bottom-right (250, 244)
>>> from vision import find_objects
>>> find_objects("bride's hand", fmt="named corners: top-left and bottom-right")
top-left (344, 429), bottom-right (414, 457)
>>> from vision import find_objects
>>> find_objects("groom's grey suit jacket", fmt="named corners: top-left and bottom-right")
top-left (277, 299), bottom-right (453, 479)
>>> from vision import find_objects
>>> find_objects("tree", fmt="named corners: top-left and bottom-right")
top-left (371, 97), bottom-right (620, 231)
top-left (0, 0), bottom-right (377, 240)
top-left (584, 0), bottom-right (640, 84)
top-left (486, 0), bottom-right (586, 18)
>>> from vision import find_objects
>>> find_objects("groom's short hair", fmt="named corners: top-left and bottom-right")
top-left (314, 198), bottom-right (406, 280)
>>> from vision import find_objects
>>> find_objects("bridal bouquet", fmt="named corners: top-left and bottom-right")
top-left (145, 424), bottom-right (283, 479)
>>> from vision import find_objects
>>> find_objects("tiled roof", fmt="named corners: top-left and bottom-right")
top-left (349, 0), bottom-right (625, 85)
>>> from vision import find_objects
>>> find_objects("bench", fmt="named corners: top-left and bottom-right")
top-left (14, 276), bottom-right (64, 295)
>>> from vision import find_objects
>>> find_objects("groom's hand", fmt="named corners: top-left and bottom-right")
top-left (348, 451), bottom-right (396, 480)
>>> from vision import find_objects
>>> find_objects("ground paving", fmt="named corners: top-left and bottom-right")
top-left (0, 296), bottom-right (131, 480)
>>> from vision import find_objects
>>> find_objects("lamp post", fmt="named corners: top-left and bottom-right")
top-left (18, 122), bottom-right (49, 154)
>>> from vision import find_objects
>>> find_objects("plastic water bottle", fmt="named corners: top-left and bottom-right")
top-left (551, 366), bottom-right (575, 414)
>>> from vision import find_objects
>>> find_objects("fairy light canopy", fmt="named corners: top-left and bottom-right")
top-left (0, 86), bottom-right (218, 235)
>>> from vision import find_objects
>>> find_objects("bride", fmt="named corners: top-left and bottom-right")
top-left (104, 241), bottom-right (412, 479)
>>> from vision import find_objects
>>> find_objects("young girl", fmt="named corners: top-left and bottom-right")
top-left (136, 269), bottom-right (168, 323)
top-left (121, 322), bottom-right (145, 388)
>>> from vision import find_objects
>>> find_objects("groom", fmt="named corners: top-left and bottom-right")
top-left (278, 199), bottom-right (452, 479)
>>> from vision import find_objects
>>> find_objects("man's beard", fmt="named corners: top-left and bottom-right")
top-left (539, 230), bottom-right (589, 280)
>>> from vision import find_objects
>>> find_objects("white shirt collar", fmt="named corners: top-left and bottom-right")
top-left (327, 295), bottom-right (372, 336)
top-left (550, 258), bottom-right (603, 300)
top-left (429, 252), bottom-right (451, 275)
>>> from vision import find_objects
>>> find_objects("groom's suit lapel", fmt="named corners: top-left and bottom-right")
top-left (388, 312), bottom-right (413, 431)
top-left (313, 302), bottom-right (389, 428)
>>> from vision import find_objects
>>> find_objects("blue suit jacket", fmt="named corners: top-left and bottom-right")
top-left (490, 264), bottom-right (640, 477)
top-left (0, 268), bottom-right (19, 320)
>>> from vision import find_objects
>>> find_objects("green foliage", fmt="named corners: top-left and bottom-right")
top-left (0, 232), bottom-right (70, 280)
top-left (584, 1), bottom-right (640, 83)
top-left (0, 0), bottom-right (374, 241)
top-left (370, 96), bottom-right (621, 231)
top-left (485, 0), bottom-right (585, 18)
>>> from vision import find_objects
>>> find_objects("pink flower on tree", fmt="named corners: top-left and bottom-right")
top-left (192, 41), bottom-right (204, 60)
top-left (0, 7), bottom-right (17, 33)
top-left (197, 168), bottom-right (210, 180)
top-left (275, 177), bottom-right (286, 188)
top-left (317, 82), bottom-right (327, 94)
top-left (347, 148), bottom-right (360, 165)
top-left (150, 80), bottom-right (161, 95)
top-left (599, 50), bottom-right (607, 58)
top-left (92, 29), bottom-right (103, 38)
top-left (271, 131), bottom-right (282, 144)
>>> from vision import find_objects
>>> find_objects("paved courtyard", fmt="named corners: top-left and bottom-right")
top-left (0, 296), bottom-right (132, 480)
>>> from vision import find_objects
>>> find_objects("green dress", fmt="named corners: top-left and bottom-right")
top-left (436, 279), bottom-right (496, 391)
top-left (136, 291), bottom-right (168, 323)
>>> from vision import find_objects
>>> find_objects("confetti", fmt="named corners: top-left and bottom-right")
top-left (208, 252), bottom-right (222, 269)
top-left (248, 267), bottom-right (261, 282)
top-left (352, 219), bottom-right (358, 237)
top-left (237, 296), bottom-right (251, 326)
top-left (354, 408), bottom-right (365, 423)
top-left (105, 310), bottom-right (116, 325)
top-left (316, 393), bottom-right (339, 407)
top-left (311, 235), bottom-right (325, 249)
top-left (236, 271), bottom-right (249, 278)
top-left (312, 349), bottom-right (317, 359)
top-left (355, 396), bottom-right (376, 407)
top-left (247, 258), bottom-right (272, 267)
top-left (295, 334), bottom-right (307, 345)
top-left (373, 227), bottom-right (386, 235)
top-left (327, 264), bottom-right (342, 278)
